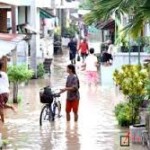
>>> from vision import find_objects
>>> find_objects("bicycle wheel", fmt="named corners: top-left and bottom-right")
top-left (39, 104), bottom-right (53, 126)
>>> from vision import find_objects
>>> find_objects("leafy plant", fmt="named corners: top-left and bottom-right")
top-left (83, 0), bottom-right (150, 39)
top-left (8, 65), bottom-right (33, 103)
top-left (115, 103), bottom-right (133, 126)
top-left (113, 64), bottom-right (149, 125)
top-left (113, 65), bottom-right (148, 96)
top-left (37, 63), bottom-right (45, 78)
top-left (62, 24), bottom-right (79, 38)
top-left (145, 80), bottom-right (150, 100)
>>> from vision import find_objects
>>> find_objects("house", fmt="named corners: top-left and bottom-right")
top-left (0, 0), bottom-right (56, 77)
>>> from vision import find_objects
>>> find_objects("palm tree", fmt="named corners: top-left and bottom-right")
top-left (83, 0), bottom-right (150, 39)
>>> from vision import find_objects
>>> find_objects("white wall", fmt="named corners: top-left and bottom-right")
top-left (36, 0), bottom-right (53, 8)
top-left (144, 23), bottom-right (150, 36)
top-left (0, 0), bottom-right (31, 6)
top-left (18, 7), bottom-right (25, 24)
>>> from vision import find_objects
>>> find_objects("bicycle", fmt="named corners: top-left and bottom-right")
top-left (39, 86), bottom-right (61, 126)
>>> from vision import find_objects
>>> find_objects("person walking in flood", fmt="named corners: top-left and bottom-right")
top-left (68, 38), bottom-right (77, 64)
top-left (0, 61), bottom-right (15, 123)
top-left (84, 48), bottom-right (99, 86)
top-left (78, 38), bottom-right (89, 63)
top-left (60, 64), bottom-right (80, 122)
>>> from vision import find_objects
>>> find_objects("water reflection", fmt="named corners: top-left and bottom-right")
top-left (65, 123), bottom-right (80, 150)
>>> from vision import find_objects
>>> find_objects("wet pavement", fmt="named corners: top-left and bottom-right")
top-left (0, 48), bottom-right (147, 150)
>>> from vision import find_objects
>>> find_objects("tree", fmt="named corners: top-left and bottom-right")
top-left (83, 0), bottom-right (150, 39)
top-left (8, 65), bottom-right (33, 103)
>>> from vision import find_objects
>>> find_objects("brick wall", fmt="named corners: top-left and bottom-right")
top-left (0, 9), bottom-right (7, 33)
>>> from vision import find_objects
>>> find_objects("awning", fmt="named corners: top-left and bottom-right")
top-left (7, 24), bottom-right (39, 34)
top-left (96, 19), bottom-right (115, 30)
top-left (40, 9), bottom-right (55, 19)
top-left (24, 24), bottom-right (39, 34)
top-left (0, 33), bottom-right (26, 58)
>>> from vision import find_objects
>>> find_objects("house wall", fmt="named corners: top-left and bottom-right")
top-left (0, 9), bottom-right (7, 32)
top-left (144, 23), bottom-right (150, 36)
top-left (0, 0), bottom-right (31, 6)
top-left (29, 2), bottom-right (40, 77)
top-left (18, 7), bottom-right (26, 24)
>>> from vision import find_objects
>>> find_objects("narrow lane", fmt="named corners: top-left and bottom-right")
top-left (0, 48), bottom-right (146, 150)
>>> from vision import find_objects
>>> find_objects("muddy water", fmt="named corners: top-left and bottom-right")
top-left (0, 51), bottom-right (146, 150)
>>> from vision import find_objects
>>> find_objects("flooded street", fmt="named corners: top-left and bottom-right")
top-left (0, 49), bottom-right (147, 150)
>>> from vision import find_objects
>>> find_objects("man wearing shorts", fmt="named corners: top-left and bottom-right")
top-left (68, 38), bottom-right (77, 64)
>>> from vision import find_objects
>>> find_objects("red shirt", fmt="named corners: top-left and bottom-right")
top-left (78, 42), bottom-right (89, 53)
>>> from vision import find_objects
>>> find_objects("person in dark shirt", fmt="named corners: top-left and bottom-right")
top-left (68, 38), bottom-right (77, 64)
top-left (60, 64), bottom-right (80, 122)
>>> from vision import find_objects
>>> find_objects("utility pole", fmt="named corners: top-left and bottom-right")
top-left (60, 0), bottom-right (63, 37)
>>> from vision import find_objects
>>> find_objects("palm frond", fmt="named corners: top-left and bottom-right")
top-left (123, 14), bottom-right (144, 39)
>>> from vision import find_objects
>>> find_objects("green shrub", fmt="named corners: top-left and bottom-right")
top-left (115, 103), bottom-right (133, 126)
top-left (63, 24), bottom-right (79, 38)
top-left (37, 63), bottom-right (45, 78)
top-left (113, 64), bottom-right (149, 125)
top-left (114, 103), bottom-right (124, 117)
top-left (8, 64), bottom-right (33, 103)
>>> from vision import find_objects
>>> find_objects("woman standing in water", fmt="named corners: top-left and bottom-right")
top-left (60, 64), bottom-right (80, 122)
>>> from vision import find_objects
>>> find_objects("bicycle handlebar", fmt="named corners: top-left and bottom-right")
top-left (52, 93), bottom-right (61, 98)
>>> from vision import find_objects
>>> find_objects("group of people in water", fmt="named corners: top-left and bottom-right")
top-left (68, 38), bottom-right (113, 66)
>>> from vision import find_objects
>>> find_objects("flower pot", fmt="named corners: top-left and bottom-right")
top-left (129, 125), bottom-right (145, 143)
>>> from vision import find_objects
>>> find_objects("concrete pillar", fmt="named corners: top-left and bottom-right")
top-left (30, 1), bottom-right (40, 78)
top-left (11, 6), bottom-right (17, 34)
top-left (11, 6), bottom-right (18, 65)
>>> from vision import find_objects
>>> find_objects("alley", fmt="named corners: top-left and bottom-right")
top-left (0, 49), bottom-right (146, 150)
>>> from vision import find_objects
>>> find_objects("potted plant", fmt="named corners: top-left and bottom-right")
top-left (113, 64), bottom-right (149, 143)
top-left (113, 64), bottom-right (148, 125)
top-left (8, 64), bottom-right (33, 103)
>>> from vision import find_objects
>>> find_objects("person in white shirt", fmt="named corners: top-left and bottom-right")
top-left (84, 48), bottom-right (99, 85)
top-left (0, 61), bottom-right (14, 123)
